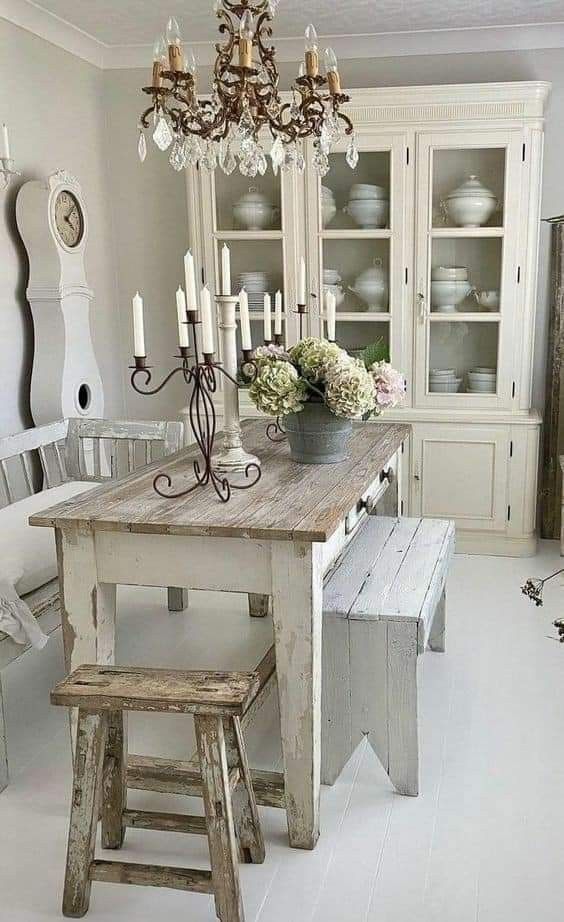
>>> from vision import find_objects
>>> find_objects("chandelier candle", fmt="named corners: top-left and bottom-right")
top-left (200, 286), bottom-right (215, 356)
top-left (138, 1), bottom-right (357, 178)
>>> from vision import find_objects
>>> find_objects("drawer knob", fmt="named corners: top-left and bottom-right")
top-left (358, 496), bottom-right (378, 516)
top-left (380, 467), bottom-right (394, 484)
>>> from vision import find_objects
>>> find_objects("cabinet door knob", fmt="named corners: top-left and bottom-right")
top-left (417, 291), bottom-right (426, 321)
top-left (380, 467), bottom-right (394, 484)
top-left (358, 496), bottom-right (378, 515)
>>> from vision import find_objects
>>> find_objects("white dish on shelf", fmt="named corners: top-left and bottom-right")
top-left (430, 368), bottom-right (456, 376)
top-left (471, 366), bottom-right (496, 374)
top-left (429, 377), bottom-right (462, 393)
top-left (233, 188), bottom-right (278, 231)
top-left (323, 268), bottom-right (341, 284)
top-left (431, 266), bottom-right (468, 281)
top-left (430, 279), bottom-right (473, 312)
top-left (442, 174), bottom-right (498, 228)
top-left (475, 289), bottom-right (500, 310)
top-left (344, 198), bottom-right (388, 229)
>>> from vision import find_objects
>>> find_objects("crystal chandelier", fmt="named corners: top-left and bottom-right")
top-left (138, 1), bottom-right (358, 178)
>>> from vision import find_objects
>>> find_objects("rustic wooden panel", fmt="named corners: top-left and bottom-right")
top-left (30, 421), bottom-right (409, 543)
top-left (541, 220), bottom-right (564, 538)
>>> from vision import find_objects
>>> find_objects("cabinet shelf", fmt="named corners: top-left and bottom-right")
top-left (214, 230), bottom-right (284, 241)
top-left (430, 227), bottom-right (504, 238)
top-left (329, 312), bottom-right (391, 322)
top-left (321, 229), bottom-right (392, 240)
top-left (428, 312), bottom-right (501, 322)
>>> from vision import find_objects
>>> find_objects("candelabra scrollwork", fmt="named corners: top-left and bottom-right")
top-left (130, 317), bottom-right (261, 503)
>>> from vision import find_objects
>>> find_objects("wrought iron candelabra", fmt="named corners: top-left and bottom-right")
top-left (130, 305), bottom-right (261, 503)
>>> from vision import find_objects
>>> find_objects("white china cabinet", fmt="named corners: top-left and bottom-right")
top-left (186, 82), bottom-right (549, 555)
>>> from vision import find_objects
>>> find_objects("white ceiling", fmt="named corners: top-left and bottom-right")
top-left (18, 0), bottom-right (564, 46)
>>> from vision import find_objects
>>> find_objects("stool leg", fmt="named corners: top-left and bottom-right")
top-left (195, 715), bottom-right (244, 922)
top-left (63, 709), bottom-right (107, 918)
top-left (223, 717), bottom-right (265, 864)
top-left (101, 711), bottom-right (127, 849)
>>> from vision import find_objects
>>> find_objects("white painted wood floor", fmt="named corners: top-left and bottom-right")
top-left (1, 541), bottom-right (564, 921)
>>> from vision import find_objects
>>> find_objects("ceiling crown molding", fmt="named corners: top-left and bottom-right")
top-left (3, 0), bottom-right (564, 71)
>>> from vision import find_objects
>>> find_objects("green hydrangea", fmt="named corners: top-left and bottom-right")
top-left (253, 344), bottom-right (291, 370)
top-left (249, 360), bottom-right (309, 417)
top-left (289, 337), bottom-right (345, 383)
top-left (325, 359), bottom-right (376, 419)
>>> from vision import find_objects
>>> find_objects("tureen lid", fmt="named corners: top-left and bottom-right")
top-left (355, 258), bottom-right (385, 282)
top-left (235, 186), bottom-right (272, 205)
top-left (447, 174), bottom-right (496, 200)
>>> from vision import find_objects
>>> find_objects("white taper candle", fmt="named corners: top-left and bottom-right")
top-left (221, 244), bottom-right (231, 296)
top-left (325, 288), bottom-right (336, 341)
top-left (1, 124), bottom-right (10, 160)
top-left (298, 257), bottom-right (306, 304)
top-left (132, 291), bottom-right (146, 357)
top-left (176, 286), bottom-right (189, 348)
top-left (184, 249), bottom-right (198, 312)
top-left (239, 288), bottom-right (252, 351)
top-left (200, 285), bottom-right (214, 354)
top-left (263, 292), bottom-right (272, 341)
top-left (274, 289), bottom-right (283, 335)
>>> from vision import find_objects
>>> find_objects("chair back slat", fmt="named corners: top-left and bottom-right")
top-left (64, 419), bottom-right (183, 484)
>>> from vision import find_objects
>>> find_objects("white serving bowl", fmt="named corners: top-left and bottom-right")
top-left (429, 377), bottom-right (462, 393)
top-left (233, 188), bottom-right (278, 231)
top-left (471, 366), bottom-right (496, 374)
top-left (475, 289), bottom-right (500, 310)
top-left (431, 265), bottom-right (468, 281)
top-left (344, 198), bottom-right (388, 229)
top-left (430, 279), bottom-right (473, 311)
top-left (349, 260), bottom-right (389, 311)
top-left (349, 183), bottom-right (387, 200)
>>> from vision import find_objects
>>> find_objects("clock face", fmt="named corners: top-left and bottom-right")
top-left (53, 190), bottom-right (84, 248)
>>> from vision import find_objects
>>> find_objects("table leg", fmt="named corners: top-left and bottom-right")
top-left (271, 541), bottom-right (323, 850)
top-left (56, 526), bottom-right (116, 744)
top-left (167, 587), bottom-right (189, 612)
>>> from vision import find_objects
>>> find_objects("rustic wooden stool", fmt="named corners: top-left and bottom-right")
top-left (51, 664), bottom-right (265, 921)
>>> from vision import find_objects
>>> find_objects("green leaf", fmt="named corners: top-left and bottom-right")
top-left (361, 338), bottom-right (389, 368)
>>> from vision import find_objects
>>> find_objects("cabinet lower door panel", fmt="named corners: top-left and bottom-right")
top-left (411, 424), bottom-right (509, 532)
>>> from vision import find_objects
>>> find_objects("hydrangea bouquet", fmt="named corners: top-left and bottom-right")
top-left (248, 338), bottom-right (405, 463)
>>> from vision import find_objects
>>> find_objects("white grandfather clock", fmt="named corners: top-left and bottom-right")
top-left (16, 170), bottom-right (104, 424)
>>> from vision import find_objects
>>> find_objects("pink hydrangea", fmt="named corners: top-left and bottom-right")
top-left (370, 361), bottom-right (405, 409)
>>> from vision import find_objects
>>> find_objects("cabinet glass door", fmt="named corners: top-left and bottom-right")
top-left (306, 132), bottom-right (410, 373)
top-left (415, 130), bottom-right (523, 408)
top-left (198, 145), bottom-right (303, 356)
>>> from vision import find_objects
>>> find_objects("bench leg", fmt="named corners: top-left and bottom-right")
top-left (167, 587), bottom-right (189, 612)
top-left (428, 588), bottom-right (446, 653)
top-left (247, 593), bottom-right (270, 618)
top-left (195, 715), bottom-right (244, 922)
top-left (223, 717), bottom-right (265, 864)
top-left (387, 623), bottom-right (419, 797)
top-left (321, 616), bottom-right (353, 786)
top-left (63, 709), bottom-right (107, 918)
top-left (0, 673), bottom-right (8, 793)
top-left (101, 711), bottom-right (127, 849)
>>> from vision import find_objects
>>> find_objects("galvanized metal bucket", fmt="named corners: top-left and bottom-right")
top-left (283, 400), bottom-right (353, 464)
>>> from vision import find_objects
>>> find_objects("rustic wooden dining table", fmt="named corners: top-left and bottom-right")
top-left (30, 419), bottom-right (409, 850)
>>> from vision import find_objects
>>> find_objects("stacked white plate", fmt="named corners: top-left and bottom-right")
top-left (323, 267), bottom-right (341, 285)
top-left (467, 367), bottom-right (496, 394)
top-left (238, 271), bottom-right (271, 311)
top-left (429, 368), bottom-right (462, 393)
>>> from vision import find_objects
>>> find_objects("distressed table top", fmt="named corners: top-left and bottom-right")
top-left (30, 420), bottom-right (409, 543)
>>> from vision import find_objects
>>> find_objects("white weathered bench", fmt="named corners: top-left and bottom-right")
top-left (0, 417), bottom-right (183, 791)
top-left (322, 515), bottom-right (455, 796)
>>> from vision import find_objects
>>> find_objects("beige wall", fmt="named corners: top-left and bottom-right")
top-left (0, 19), bottom-right (125, 437)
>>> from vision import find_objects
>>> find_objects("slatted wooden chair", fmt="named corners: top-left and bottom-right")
top-left (0, 417), bottom-right (184, 792)
top-left (51, 663), bottom-right (265, 921)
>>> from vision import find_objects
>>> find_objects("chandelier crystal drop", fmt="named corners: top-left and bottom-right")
top-left (138, 1), bottom-right (355, 177)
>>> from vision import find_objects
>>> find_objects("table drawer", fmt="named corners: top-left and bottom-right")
top-left (321, 447), bottom-right (401, 574)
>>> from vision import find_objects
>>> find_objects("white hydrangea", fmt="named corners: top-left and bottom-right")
top-left (325, 360), bottom-right (376, 419)
top-left (249, 360), bottom-right (309, 416)
top-left (289, 337), bottom-right (346, 383)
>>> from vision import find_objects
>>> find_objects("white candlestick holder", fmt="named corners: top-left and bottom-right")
top-left (0, 158), bottom-right (20, 191)
top-left (213, 294), bottom-right (261, 474)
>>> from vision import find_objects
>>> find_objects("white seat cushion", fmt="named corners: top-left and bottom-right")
top-left (0, 482), bottom-right (95, 596)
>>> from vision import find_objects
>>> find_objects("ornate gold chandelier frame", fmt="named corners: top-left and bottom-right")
top-left (138, 1), bottom-right (357, 177)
